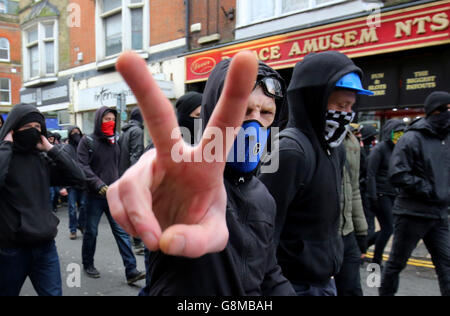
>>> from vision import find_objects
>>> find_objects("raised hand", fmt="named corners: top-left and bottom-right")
top-left (107, 51), bottom-right (258, 258)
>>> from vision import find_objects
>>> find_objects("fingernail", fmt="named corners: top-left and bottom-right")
top-left (168, 235), bottom-right (186, 255)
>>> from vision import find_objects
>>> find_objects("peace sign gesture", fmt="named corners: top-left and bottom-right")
top-left (107, 51), bottom-right (258, 258)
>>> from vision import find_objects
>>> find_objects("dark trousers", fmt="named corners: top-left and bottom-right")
top-left (68, 188), bottom-right (87, 233)
top-left (82, 195), bottom-right (137, 278)
top-left (335, 233), bottom-right (364, 296)
top-left (0, 241), bottom-right (62, 296)
top-left (362, 188), bottom-right (376, 241)
top-left (370, 195), bottom-right (395, 264)
top-left (380, 215), bottom-right (450, 296)
top-left (292, 278), bottom-right (337, 296)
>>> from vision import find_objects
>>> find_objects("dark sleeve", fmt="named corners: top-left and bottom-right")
top-left (389, 134), bottom-right (432, 198)
top-left (77, 137), bottom-right (105, 192)
top-left (0, 141), bottom-right (13, 188)
top-left (258, 138), bottom-right (309, 246)
top-left (366, 146), bottom-right (382, 200)
top-left (129, 127), bottom-right (144, 166)
top-left (47, 145), bottom-right (86, 187)
top-left (261, 243), bottom-right (296, 296)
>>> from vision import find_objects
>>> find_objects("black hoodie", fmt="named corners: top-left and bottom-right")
top-left (366, 119), bottom-right (406, 199)
top-left (118, 108), bottom-right (144, 176)
top-left (77, 106), bottom-right (120, 195)
top-left (389, 114), bottom-right (449, 220)
top-left (145, 59), bottom-right (294, 296)
top-left (259, 51), bottom-right (361, 286)
top-left (0, 104), bottom-right (86, 248)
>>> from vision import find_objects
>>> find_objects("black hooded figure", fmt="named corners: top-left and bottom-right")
top-left (141, 59), bottom-right (295, 296)
top-left (118, 107), bottom-right (144, 176)
top-left (0, 104), bottom-right (86, 296)
top-left (175, 91), bottom-right (203, 145)
top-left (259, 51), bottom-right (371, 296)
top-left (380, 92), bottom-right (450, 297)
top-left (366, 119), bottom-right (406, 266)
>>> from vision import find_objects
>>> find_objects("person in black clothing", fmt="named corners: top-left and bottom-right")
top-left (119, 107), bottom-right (145, 177)
top-left (176, 92), bottom-right (203, 145)
top-left (259, 51), bottom-right (374, 296)
top-left (0, 104), bottom-right (86, 296)
top-left (78, 106), bottom-right (145, 285)
top-left (380, 91), bottom-right (450, 296)
top-left (366, 119), bottom-right (406, 266)
top-left (62, 126), bottom-right (87, 240)
top-left (107, 51), bottom-right (295, 296)
top-left (359, 124), bottom-right (379, 243)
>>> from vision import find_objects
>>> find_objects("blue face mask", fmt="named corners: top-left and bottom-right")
top-left (227, 120), bottom-right (270, 174)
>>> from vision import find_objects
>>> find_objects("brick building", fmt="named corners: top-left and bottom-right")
top-left (0, 0), bottom-right (21, 116)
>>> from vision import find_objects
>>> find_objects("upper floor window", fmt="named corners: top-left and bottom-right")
top-left (238, 0), bottom-right (344, 26)
top-left (0, 78), bottom-right (11, 105)
top-left (0, 0), bottom-right (6, 14)
top-left (22, 20), bottom-right (58, 83)
top-left (96, 0), bottom-right (149, 62)
top-left (0, 38), bottom-right (10, 62)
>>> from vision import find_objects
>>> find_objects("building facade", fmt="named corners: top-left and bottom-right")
top-left (0, 0), bottom-right (21, 118)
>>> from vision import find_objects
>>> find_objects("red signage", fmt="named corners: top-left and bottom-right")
top-left (186, 0), bottom-right (450, 83)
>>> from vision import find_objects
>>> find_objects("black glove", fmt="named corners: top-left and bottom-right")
top-left (356, 235), bottom-right (368, 255)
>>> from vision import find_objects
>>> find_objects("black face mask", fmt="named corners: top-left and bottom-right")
top-left (69, 133), bottom-right (82, 147)
top-left (13, 128), bottom-right (41, 152)
top-left (178, 114), bottom-right (199, 145)
top-left (427, 111), bottom-right (450, 137)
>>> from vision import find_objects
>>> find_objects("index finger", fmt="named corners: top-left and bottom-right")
top-left (116, 51), bottom-right (180, 158)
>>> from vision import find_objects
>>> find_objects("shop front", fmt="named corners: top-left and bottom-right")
top-left (185, 0), bottom-right (450, 135)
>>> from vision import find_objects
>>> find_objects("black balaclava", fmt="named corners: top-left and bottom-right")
top-left (130, 107), bottom-right (143, 125)
top-left (68, 126), bottom-right (83, 148)
top-left (424, 91), bottom-right (450, 137)
top-left (176, 92), bottom-right (203, 145)
top-left (13, 112), bottom-right (46, 153)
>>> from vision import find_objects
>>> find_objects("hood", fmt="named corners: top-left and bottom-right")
top-left (0, 103), bottom-right (47, 141)
top-left (407, 117), bottom-right (443, 137)
top-left (201, 59), bottom-right (287, 130)
top-left (381, 119), bottom-right (406, 142)
top-left (424, 91), bottom-right (450, 117)
top-left (130, 107), bottom-right (143, 124)
top-left (94, 106), bottom-right (117, 138)
top-left (286, 51), bottom-right (363, 149)
top-left (176, 92), bottom-right (203, 118)
top-left (67, 126), bottom-right (82, 136)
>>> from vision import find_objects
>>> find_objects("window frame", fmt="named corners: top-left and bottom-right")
top-left (237, 0), bottom-right (348, 27)
top-left (0, 37), bottom-right (10, 62)
top-left (22, 18), bottom-right (59, 86)
top-left (0, 78), bottom-right (11, 105)
top-left (95, 0), bottom-right (149, 69)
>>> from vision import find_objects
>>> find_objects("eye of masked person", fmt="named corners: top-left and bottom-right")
top-left (18, 122), bottom-right (42, 133)
top-left (245, 86), bottom-right (277, 128)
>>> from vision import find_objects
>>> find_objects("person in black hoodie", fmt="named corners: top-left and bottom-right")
top-left (176, 91), bottom-right (202, 145)
top-left (380, 91), bottom-right (450, 296)
top-left (259, 51), bottom-right (374, 296)
top-left (118, 107), bottom-right (145, 177)
top-left (0, 104), bottom-right (85, 296)
top-left (62, 126), bottom-right (87, 240)
top-left (366, 119), bottom-right (406, 266)
top-left (78, 106), bottom-right (145, 284)
top-left (107, 51), bottom-right (295, 295)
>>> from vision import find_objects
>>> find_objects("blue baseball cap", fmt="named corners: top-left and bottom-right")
top-left (336, 72), bottom-right (374, 96)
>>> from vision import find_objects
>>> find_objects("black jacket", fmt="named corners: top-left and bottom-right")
top-left (62, 126), bottom-right (86, 190)
top-left (259, 51), bottom-right (360, 285)
top-left (366, 120), bottom-right (405, 199)
top-left (146, 59), bottom-right (294, 296)
top-left (118, 108), bottom-right (144, 176)
top-left (389, 117), bottom-right (450, 220)
top-left (0, 104), bottom-right (86, 248)
top-left (77, 106), bottom-right (120, 196)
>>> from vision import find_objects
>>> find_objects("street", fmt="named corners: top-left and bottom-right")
top-left (20, 206), bottom-right (442, 296)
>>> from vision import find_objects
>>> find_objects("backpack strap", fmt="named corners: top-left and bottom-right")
top-left (278, 128), bottom-right (317, 190)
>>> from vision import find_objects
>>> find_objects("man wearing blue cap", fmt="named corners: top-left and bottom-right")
top-left (259, 51), bottom-right (374, 296)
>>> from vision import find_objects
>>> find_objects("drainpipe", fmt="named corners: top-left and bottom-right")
top-left (185, 0), bottom-right (191, 52)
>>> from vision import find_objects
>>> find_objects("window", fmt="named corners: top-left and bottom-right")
top-left (0, 0), bottom-right (6, 14)
top-left (238, 0), bottom-right (346, 26)
top-left (0, 78), bottom-right (11, 105)
top-left (23, 20), bottom-right (58, 83)
top-left (96, 0), bottom-right (148, 62)
top-left (0, 38), bottom-right (10, 62)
